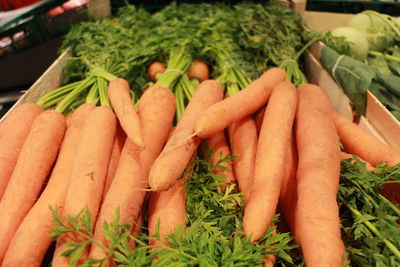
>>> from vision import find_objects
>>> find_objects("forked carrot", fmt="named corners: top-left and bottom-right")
top-left (52, 106), bottom-right (116, 267)
top-left (149, 80), bottom-right (224, 191)
top-left (206, 131), bottom-right (235, 189)
top-left (194, 67), bottom-right (286, 138)
top-left (0, 103), bottom-right (44, 199)
top-left (108, 78), bottom-right (144, 150)
top-left (89, 86), bottom-right (176, 262)
top-left (0, 110), bottom-right (66, 262)
top-left (2, 103), bottom-right (95, 267)
top-left (295, 84), bottom-right (345, 267)
top-left (244, 81), bottom-right (297, 242)
top-left (227, 116), bottom-right (258, 204)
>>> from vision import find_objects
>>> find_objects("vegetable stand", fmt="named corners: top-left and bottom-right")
top-left (292, 0), bottom-right (400, 149)
top-left (0, 1), bottom-right (399, 267)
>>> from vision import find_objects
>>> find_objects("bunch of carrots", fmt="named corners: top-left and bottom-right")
top-left (0, 54), bottom-right (399, 267)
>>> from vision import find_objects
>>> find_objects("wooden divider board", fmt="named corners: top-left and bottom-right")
top-left (306, 42), bottom-right (400, 149)
top-left (305, 51), bottom-right (391, 146)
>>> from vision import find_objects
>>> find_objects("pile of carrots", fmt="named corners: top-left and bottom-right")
top-left (0, 61), bottom-right (399, 267)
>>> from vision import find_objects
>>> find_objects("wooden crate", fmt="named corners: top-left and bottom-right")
top-left (292, 0), bottom-right (400, 149)
top-left (290, 0), bottom-right (352, 31)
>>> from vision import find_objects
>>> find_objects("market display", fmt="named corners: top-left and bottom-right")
top-left (325, 10), bottom-right (400, 120)
top-left (0, 2), bottom-right (399, 267)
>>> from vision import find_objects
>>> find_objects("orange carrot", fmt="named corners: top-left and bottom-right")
top-left (52, 106), bottom-right (116, 267)
top-left (147, 61), bottom-right (166, 82)
top-left (263, 228), bottom-right (278, 267)
top-left (2, 103), bottom-right (95, 267)
top-left (187, 60), bottom-right (209, 82)
top-left (88, 86), bottom-right (176, 262)
top-left (108, 78), bottom-right (144, 150)
top-left (148, 177), bottom-right (186, 248)
top-left (148, 151), bottom-right (194, 249)
top-left (340, 151), bottom-right (375, 172)
top-left (0, 103), bottom-right (44, 199)
top-left (206, 131), bottom-right (235, 189)
top-left (149, 80), bottom-right (224, 191)
top-left (333, 112), bottom-right (400, 166)
top-left (295, 84), bottom-right (345, 267)
top-left (333, 112), bottom-right (400, 204)
top-left (278, 133), bottom-right (298, 236)
top-left (131, 209), bottom-right (144, 247)
top-left (227, 116), bottom-right (258, 204)
top-left (103, 122), bottom-right (126, 196)
top-left (0, 110), bottom-right (66, 262)
top-left (194, 67), bottom-right (286, 138)
top-left (254, 106), bottom-right (266, 134)
top-left (244, 81), bottom-right (297, 242)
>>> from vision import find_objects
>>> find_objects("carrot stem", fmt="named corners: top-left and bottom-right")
top-left (36, 81), bottom-right (80, 108)
top-left (378, 194), bottom-right (400, 217)
top-left (345, 201), bottom-right (400, 259)
top-left (55, 76), bottom-right (96, 113)
top-left (98, 76), bottom-right (111, 108)
top-left (86, 83), bottom-right (99, 105)
top-left (154, 48), bottom-right (191, 89)
top-left (368, 51), bottom-right (400, 63)
top-left (68, 98), bottom-right (86, 112)
top-left (91, 68), bottom-right (117, 82)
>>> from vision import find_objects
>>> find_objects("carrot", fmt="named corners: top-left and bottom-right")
top-left (333, 112), bottom-right (400, 203)
top-left (254, 106), bottom-right (266, 134)
top-left (148, 151), bottom-right (194, 249)
top-left (52, 106), bottom-right (116, 267)
top-left (206, 131), bottom-right (235, 189)
top-left (227, 116), bottom-right (258, 204)
top-left (263, 254), bottom-right (276, 267)
top-left (263, 228), bottom-right (278, 267)
top-left (187, 60), bottom-right (209, 82)
top-left (333, 112), bottom-right (400, 166)
top-left (149, 80), bottom-right (224, 191)
top-left (108, 77), bottom-right (144, 150)
top-left (88, 86), bottom-right (176, 262)
top-left (340, 151), bottom-right (375, 172)
top-left (0, 103), bottom-right (44, 199)
top-left (194, 67), bottom-right (286, 138)
top-left (2, 103), bottom-right (95, 267)
top-left (0, 110), bottom-right (66, 262)
top-left (147, 61), bottom-right (166, 82)
top-left (278, 133), bottom-right (298, 236)
top-left (131, 209), bottom-right (144, 247)
top-left (103, 122), bottom-right (126, 196)
top-left (148, 176), bottom-right (186, 248)
top-left (295, 84), bottom-right (345, 267)
top-left (244, 81), bottom-right (297, 242)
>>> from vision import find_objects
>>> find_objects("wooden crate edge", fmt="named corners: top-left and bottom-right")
top-left (0, 51), bottom-right (72, 123)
